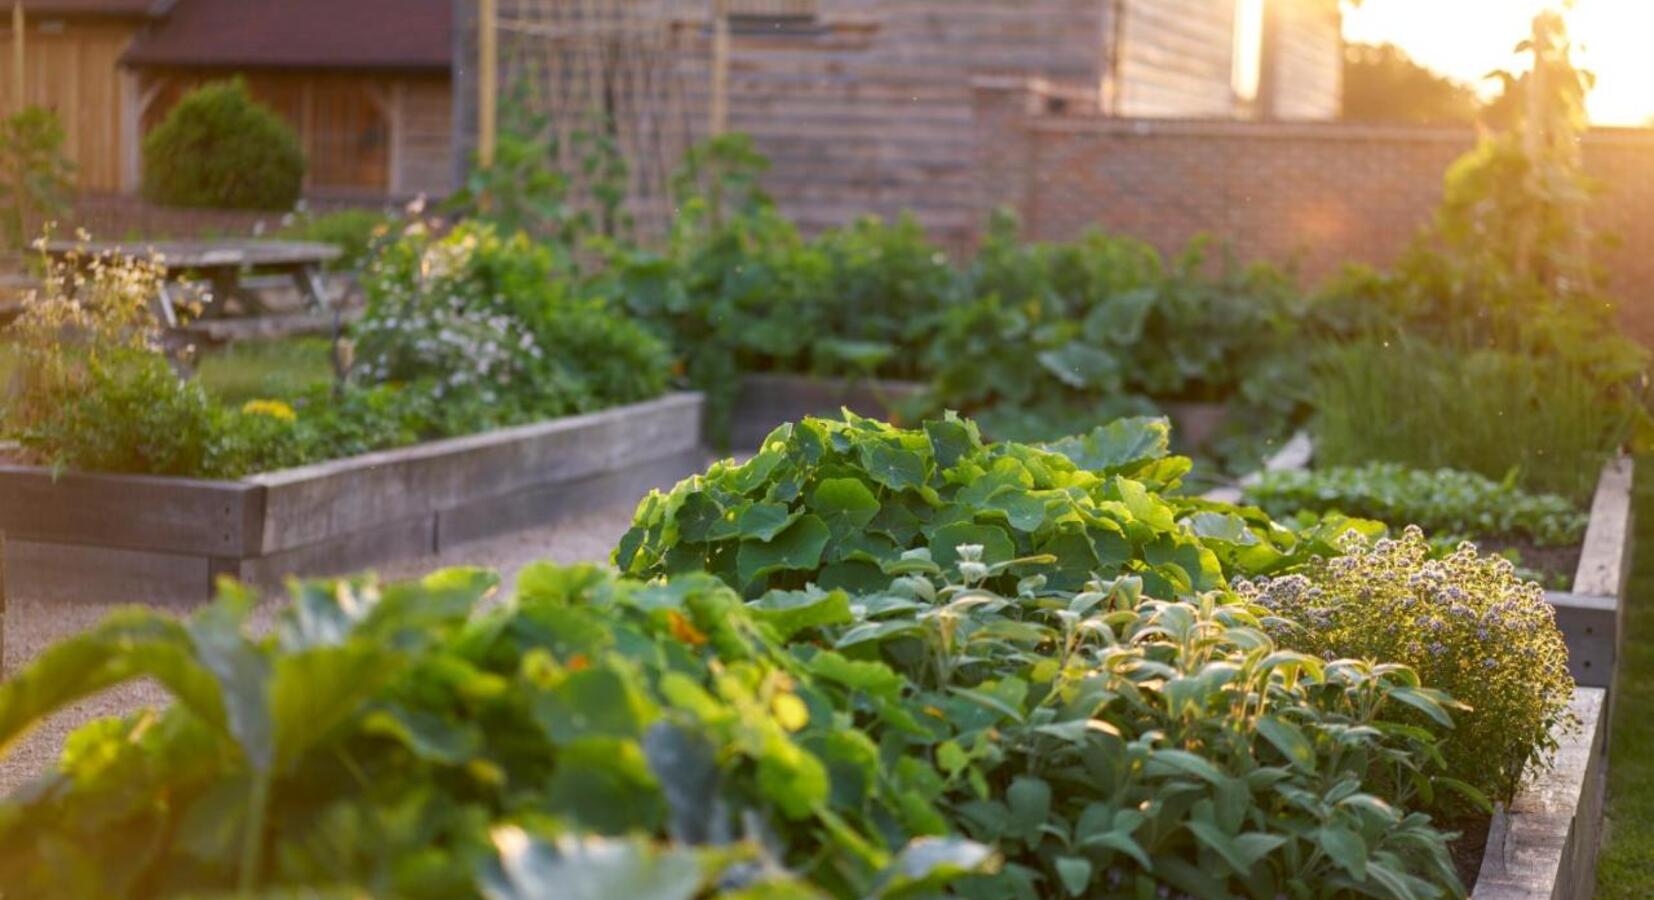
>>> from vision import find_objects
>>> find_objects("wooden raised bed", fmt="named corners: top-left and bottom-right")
top-left (728, 373), bottom-right (926, 450)
top-left (1473, 687), bottom-right (1608, 898)
top-left (0, 393), bottom-right (705, 603)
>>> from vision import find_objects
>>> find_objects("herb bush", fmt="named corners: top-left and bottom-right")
top-left (141, 78), bottom-right (305, 211)
top-left (355, 219), bottom-right (670, 420)
top-left (1310, 339), bottom-right (1637, 499)
top-left (616, 413), bottom-right (1376, 600)
top-left (1244, 462), bottom-right (1587, 548)
top-left (1236, 527), bottom-right (1576, 808)
top-left (0, 561), bottom-right (1470, 898)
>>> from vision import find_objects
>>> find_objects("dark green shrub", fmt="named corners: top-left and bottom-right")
top-left (1237, 527), bottom-right (1576, 808)
top-left (141, 79), bottom-right (305, 210)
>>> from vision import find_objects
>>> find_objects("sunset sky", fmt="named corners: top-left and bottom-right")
top-left (1342, 0), bottom-right (1654, 126)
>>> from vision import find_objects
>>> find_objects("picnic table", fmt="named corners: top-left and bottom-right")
top-left (44, 239), bottom-right (342, 327)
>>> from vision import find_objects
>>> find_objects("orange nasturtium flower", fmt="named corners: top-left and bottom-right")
top-left (667, 610), bottom-right (709, 646)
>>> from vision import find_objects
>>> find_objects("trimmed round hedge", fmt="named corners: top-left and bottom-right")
top-left (141, 79), bottom-right (305, 210)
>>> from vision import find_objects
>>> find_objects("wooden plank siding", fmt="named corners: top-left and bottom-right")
top-left (0, 18), bottom-right (138, 192)
top-left (1268, 0), bottom-right (1341, 120)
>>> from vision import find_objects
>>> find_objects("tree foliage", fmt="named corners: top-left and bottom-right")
top-left (1341, 43), bottom-right (1481, 126)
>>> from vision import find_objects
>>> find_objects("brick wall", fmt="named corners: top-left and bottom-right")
top-left (972, 79), bottom-right (1654, 342)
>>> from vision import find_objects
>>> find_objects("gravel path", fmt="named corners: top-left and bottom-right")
top-left (0, 501), bottom-right (640, 795)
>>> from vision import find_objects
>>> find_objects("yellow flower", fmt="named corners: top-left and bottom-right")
top-left (241, 399), bottom-right (297, 422)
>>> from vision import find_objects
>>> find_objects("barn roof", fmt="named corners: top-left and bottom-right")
top-left (121, 0), bottom-right (451, 71)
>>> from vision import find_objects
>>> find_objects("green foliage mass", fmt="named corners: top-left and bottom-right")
top-left (1244, 462), bottom-right (1588, 548)
top-left (1237, 527), bottom-right (1577, 807)
top-left (616, 413), bottom-right (1376, 601)
top-left (1309, 339), bottom-right (1639, 499)
top-left (1341, 43), bottom-right (1482, 126)
top-left (0, 558), bottom-right (1469, 898)
top-left (354, 219), bottom-right (670, 421)
top-left (142, 79), bottom-right (305, 211)
top-left (0, 106), bottom-right (74, 250)
top-left (274, 208), bottom-right (396, 271)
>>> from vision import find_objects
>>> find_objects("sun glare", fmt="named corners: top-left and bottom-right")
top-left (1344, 0), bottom-right (1654, 126)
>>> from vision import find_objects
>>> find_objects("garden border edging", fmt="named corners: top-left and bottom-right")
top-left (0, 392), bottom-right (706, 603)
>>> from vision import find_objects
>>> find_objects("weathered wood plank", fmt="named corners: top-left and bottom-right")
top-left (0, 467), bottom-right (262, 557)
top-left (1546, 591), bottom-right (1618, 688)
top-left (237, 514), bottom-right (438, 590)
top-left (437, 446), bottom-right (709, 550)
top-left (1573, 456), bottom-right (1634, 600)
top-left (1473, 687), bottom-right (1606, 898)
top-left (247, 393), bottom-right (704, 555)
top-left (4, 539), bottom-right (211, 607)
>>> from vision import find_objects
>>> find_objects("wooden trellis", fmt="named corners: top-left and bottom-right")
top-left (486, 0), bottom-right (703, 242)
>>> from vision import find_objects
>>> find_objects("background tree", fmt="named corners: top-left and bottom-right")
top-left (1342, 42), bottom-right (1482, 125)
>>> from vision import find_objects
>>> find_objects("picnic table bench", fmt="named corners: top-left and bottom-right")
top-left (44, 239), bottom-right (342, 327)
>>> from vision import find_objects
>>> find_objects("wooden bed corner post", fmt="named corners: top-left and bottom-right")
top-left (1, 530), bottom-right (8, 678)
top-left (10, 2), bottom-right (24, 114)
top-left (478, 0), bottom-right (498, 171)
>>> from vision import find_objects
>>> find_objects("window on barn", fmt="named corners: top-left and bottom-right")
top-left (1231, 0), bottom-right (1267, 106)
top-left (724, 0), bottom-right (819, 35)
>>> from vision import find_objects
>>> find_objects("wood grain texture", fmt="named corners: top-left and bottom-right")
top-left (1473, 687), bottom-right (1607, 898)
top-left (0, 467), bottom-right (260, 556)
top-left (1573, 457), bottom-right (1635, 601)
top-left (247, 393), bottom-right (704, 554)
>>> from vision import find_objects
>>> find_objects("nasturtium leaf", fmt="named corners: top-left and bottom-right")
top-left (736, 515), bottom-right (831, 587)
top-left (673, 493), bottom-right (726, 543)
top-left (271, 645), bottom-right (398, 767)
top-left (748, 588), bottom-right (853, 639)
top-left (543, 738), bottom-right (667, 833)
top-left (1043, 416), bottom-right (1170, 475)
top-left (756, 736), bottom-right (829, 819)
top-left (362, 705), bottom-right (478, 764)
top-left (809, 651), bottom-right (904, 697)
top-left (983, 487), bottom-right (1046, 533)
top-left (812, 477), bottom-right (881, 537)
top-left (1037, 342), bottom-right (1121, 390)
top-left (857, 440), bottom-right (927, 492)
top-left (738, 502), bottom-right (802, 542)
top-left (1083, 287), bottom-right (1155, 345)
top-left (481, 828), bottom-right (699, 900)
top-left (872, 838), bottom-right (997, 899)
top-left (642, 723), bottom-right (722, 845)
top-left (928, 523), bottom-right (1015, 569)
top-left (924, 415), bottom-right (982, 470)
top-left (534, 668), bottom-right (657, 744)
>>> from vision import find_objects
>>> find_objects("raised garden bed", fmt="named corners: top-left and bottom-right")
top-left (0, 393), bottom-right (705, 603)
top-left (728, 373), bottom-right (925, 449)
top-left (1472, 686), bottom-right (1608, 898)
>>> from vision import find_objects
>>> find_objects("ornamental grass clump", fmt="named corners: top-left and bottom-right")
top-left (1235, 526), bottom-right (1575, 807)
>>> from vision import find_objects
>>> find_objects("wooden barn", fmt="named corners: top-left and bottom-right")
top-left (1, 0), bottom-right (455, 199)
top-left (457, 0), bottom-right (1344, 247)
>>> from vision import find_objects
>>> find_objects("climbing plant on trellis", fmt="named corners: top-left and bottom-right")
top-left (492, 0), bottom-right (701, 243)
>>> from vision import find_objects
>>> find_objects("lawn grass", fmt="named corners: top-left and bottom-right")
top-left (1595, 457), bottom-right (1654, 896)
top-left (191, 336), bottom-right (336, 405)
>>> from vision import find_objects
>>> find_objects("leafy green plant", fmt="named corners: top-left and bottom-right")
top-left (921, 214), bottom-right (1311, 466)
top-left (1310, 339), bottom-right (1635, 499)
top-left (142, 78), bottom-right (305, 210)
top-left (616, 412), bottom-right (1375, 600)
top-left (1245, 462), bottom-right (1587, 548)
top-left (0, 557), bottom-right (1471, 898)
top-left (0, 106), bottom-right (74, 249)
top-left (1237, 527), bottom-right (1576, 808)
